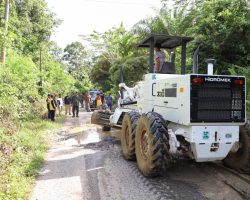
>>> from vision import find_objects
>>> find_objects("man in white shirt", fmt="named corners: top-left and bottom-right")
top-left (154, 47), bottom-right (166, 73)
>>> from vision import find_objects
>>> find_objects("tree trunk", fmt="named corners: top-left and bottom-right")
top-left (1, 0), bottom-right (9, 65)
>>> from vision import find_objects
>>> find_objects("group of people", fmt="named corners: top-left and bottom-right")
top-left (46, 93), bottom-right (63, 121)
top-left (46, 91), bottom-right (113, 121)
top-left (95, 90), bottom-right (113, 111)
top-left (46, 92), bottom-right (82, 121)
top-left (63, 92), bottom-right (84, 117)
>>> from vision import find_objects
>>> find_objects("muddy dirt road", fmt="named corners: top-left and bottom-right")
top-left (30, 109), bottom-right (250, 200)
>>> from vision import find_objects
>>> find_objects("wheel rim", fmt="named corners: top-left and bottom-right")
top-left (125, 124), bottom-right (129, 147)
top-left (140, 129), bottom-right (149, 160)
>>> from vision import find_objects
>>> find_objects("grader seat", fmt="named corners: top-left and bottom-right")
top-left (138, 34), bottom-right (193, 74)
top-left (159, 62), bottom-right (176, 74)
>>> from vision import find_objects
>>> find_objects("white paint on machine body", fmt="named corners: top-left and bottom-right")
top-left (110, 73), bottom-right (246, 162)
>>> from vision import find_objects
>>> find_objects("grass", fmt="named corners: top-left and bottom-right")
top-left (0, 116), bottom-right (65, 200)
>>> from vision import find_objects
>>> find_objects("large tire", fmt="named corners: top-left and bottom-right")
top-left (223, 120), bottom-right (250, 171)
top-left (121, 111), bottom-right (140, 160)
top-left (102, 126), bottom-right (111, 131)
top-left (135, 112), bottom-right (171, 177)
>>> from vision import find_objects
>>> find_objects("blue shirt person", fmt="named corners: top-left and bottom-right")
top-left (106, 93), bottom-right (113, 111)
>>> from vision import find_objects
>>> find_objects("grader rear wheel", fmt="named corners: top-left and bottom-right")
top-left (135, 112), bottom-right (171, 177)
top-left (121, 111), bottom-right (140, 160)
top-left (223, 120), bottom-right (250, 171)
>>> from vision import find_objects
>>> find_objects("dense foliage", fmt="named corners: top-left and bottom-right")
top-left (63, 41), bottom-right (92, 92)
top-left (0, 0), bottom-right (91, 126)
top-left (189, 0), bottom-right (250, 73)
top-left (84, 25), bottom-right (147, 94)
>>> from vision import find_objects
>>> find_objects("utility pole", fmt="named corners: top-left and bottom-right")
top-left (1, 0), bottom-right (9, 65)
top-left (38, 44), bottom-right (43, 95)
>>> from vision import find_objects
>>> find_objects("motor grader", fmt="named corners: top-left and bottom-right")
top-left (91, 34), bottom-right (250, 177)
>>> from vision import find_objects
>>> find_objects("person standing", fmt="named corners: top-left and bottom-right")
top-left (48, 94), bottom-right (57, 121)
top-left (64, 93), bottom-right (72, 115)
top-left (71, 92), bottom-right (80, 117)
top-left (82, 93), bottom-right (87, 110)
top-left (96, 93), bottom-right (102, 110)
top-left (57, 94), bottom-right (63, 116)
top-left (52, 93), bottom-right (58, 119)
top-left (99, 90), bottom-right (105, 104)
top-left (84, 92), bottom-right (91, 112)
top-left (46, 94), bottom-right (51, 119)
top-left (106, 93), bottom-right (113, 111)
top-left (79, 92), bottom-right (84, 108)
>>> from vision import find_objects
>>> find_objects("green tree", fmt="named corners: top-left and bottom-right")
top-left (8, 0), bottom-right (58, 55)
top-left (189, 0), bottom-right (250, 73)
top-left (109, 56), bottom-right (149, 89)
top-left (62, 41), bottom-right (92, 92)
top-left (132, 1), bottom-right (194, 37)
top-left (85, 25), bottom-right (141, 92)
top-left (85, 24), bottom-right (138, 61)
top-left (48, 41), bottom-right (64, 62)
top-left (63, 41), bottom-right (87, 72)
top-left (90, 55), bottom-right (112, 92)
top-left (42, 57), bottom-right (76, 95)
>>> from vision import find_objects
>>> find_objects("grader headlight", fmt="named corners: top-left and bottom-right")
top-left (192, 77), bottom-right (204, 84)
top-left (234, 79), bottom-right (244, 85)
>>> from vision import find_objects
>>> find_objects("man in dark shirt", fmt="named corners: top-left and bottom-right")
top-left (71, 92), bottom-right (80, 117)
top-left (64, 93), bottom-right (72, 115)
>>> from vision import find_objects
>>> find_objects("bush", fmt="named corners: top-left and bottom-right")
top-left (0, 51), bottom-right (39, 127)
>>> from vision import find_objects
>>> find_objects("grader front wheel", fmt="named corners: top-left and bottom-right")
top-left (135, 112), bottom-right (171, 177)
top-left (223, 121), bottom-right (250, 171)
top-left (121, 111), bottom-right (140, 160)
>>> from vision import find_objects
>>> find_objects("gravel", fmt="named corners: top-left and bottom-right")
top-left (30, 109), bottom-right (246, 200)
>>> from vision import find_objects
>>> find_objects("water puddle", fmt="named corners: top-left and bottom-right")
top-left (63, 126), bottom-right (121, 146)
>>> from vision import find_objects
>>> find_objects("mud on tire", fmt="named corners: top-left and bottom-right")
top-left (121, 111), bottom-right (141, 160)
top-left (223, 120), bottom-right (250, 172)
top-left (102, 126), bottom-right (111, 131)
top-left (135, 112), bottom-right (171, 177)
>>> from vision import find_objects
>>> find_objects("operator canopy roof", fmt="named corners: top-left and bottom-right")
top-left (138, 34), bottom-right (193, 49)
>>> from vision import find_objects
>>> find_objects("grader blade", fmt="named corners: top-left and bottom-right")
top-left (91, 110), bottom-right (112, 126)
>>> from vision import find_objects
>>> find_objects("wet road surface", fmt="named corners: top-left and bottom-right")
top-left (30, 109), bottom-right (250, 200)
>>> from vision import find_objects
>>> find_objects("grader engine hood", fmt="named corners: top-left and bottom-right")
top-left (148, 74), bottom-right (246, 126)
top-left (190, 75), bottom-right (246, 123)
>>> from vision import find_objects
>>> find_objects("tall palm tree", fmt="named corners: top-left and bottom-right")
top-left (131, 2), bottom-right (195, 37)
